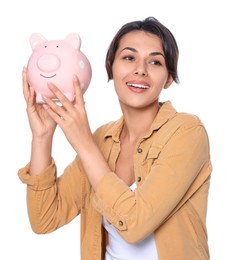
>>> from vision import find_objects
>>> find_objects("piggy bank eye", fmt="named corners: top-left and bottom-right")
top-left (44, 45), bottom-right (47, 48)
top-left (56, 46), bottom-right (59, 48)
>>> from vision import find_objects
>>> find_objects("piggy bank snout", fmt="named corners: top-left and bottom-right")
top-left (37, 54), bottom-right (61, 72)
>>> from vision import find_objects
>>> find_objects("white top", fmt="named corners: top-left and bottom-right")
top-left (102, 183), bottom-right (158, 260)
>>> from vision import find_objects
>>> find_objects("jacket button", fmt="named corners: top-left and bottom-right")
top-left (119, 220), bottom-right (123, 226)
top-left (137, 177), bottom-right (142, 182)
top-left (137, 148), bottom-right (143, 153)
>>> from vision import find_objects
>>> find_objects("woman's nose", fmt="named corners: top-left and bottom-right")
top-left (134, 62), bottom-right (148, 76)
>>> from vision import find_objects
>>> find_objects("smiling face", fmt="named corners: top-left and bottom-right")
top-left (112, 30), bottom-right (173, 110)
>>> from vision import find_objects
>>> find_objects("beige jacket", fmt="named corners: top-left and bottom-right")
top-left (18, 101), bottom-right (212, 260)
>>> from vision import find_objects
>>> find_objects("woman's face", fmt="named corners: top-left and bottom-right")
top-left (112, 30), bottom-right (173, 110)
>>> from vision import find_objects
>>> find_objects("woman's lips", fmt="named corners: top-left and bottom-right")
top-left (126, 81), bottom-right (150, 93)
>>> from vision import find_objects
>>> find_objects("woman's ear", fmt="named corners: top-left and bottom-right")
top-left (163, 75), bottom-right (173, 89)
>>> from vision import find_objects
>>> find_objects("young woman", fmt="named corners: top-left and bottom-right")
top-left (19, 16), bottom-right (212, 260)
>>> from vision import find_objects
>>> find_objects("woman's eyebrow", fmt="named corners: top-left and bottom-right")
top-left (121, 47), bottom-right (137, 52)
top-left (121, 47), bottom-right (165, 57)
top-left (150, 51), bottom-right (165, 58)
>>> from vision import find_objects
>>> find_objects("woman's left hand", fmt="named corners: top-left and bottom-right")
top-left (43, 76), bottom-right (93, 153)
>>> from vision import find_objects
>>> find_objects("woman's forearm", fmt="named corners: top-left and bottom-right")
top-left (29, 136), bottom-right (53, 176)
top-left (75, 135), bottom-right (111, 192)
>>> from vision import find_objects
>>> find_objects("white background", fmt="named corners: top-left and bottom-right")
top-left (0, 0), bottom-right (235, 259)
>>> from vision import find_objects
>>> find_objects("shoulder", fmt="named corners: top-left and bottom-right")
top-left (156, 106), bottom-right (209, 146)
top-left (158, 101), bottom-right (205, 131)
top-left (164, 111), bottom-right (210, 147)
top-left (173, 112), bottom-right (204, 128)
top-left (93, 121), bottom-right (115, 137)
top-left (167, 112), bottom-right (209, 140)
top-left (92, 118), bottom-right (123, 145)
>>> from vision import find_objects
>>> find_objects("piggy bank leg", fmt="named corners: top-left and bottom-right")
top-left (64, 93), bottom-right (75, 103)
top-left (36, 94), bottom-right (45, 104)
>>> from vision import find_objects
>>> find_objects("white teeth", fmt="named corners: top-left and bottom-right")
top-left (127, 83), bottom-right (150, 89)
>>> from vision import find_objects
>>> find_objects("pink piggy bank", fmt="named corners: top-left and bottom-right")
top-left (27, 33), bottom-right (92, 103)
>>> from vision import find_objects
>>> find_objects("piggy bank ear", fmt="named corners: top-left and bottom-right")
top-left (64, 33), bottom-right (81, 50)
top-left (30, 33), bottom-right (47, 50)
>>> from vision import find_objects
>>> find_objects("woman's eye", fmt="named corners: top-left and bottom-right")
top-left (150, 60), bottom-right (161, 65)
top-left (123, 55), bottom-right (134, 61)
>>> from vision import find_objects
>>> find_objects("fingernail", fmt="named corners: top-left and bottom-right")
top-left (73, 74), bottom-right (78, 81)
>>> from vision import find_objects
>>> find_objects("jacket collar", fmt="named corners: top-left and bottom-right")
top-left (103, 101), bottom-right (177, 142)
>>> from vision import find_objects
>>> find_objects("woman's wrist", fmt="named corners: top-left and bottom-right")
top-left (29, 136), bottom-right (53, 176)
top-left (31, 131), bottom-right (54, 142)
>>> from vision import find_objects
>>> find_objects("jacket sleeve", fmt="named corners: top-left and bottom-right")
top-left (18, 157), bottom-right (86, 234)
top-left (92, 122), bottom-right (212, 243)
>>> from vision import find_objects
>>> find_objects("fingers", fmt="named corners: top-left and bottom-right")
top-left (47, 76), bottom-right (85, 110)
top-left (28, 86), bottom-right (35, 107)
top-left (73, 75), bottom-right (85, 108)
top-left (22, 66), bottom-right (36, 108)
top-left (43, 95), bottom-right (68, 122)
top-left (22, 67), bottom-right (30, 102)
top-left (47, 83), bottom-right (73, 110)
top-left (43, 77), bottom-right (86, 124)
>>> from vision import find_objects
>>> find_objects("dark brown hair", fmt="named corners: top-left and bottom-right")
top-left (105, 16), bottom-right (179, 83)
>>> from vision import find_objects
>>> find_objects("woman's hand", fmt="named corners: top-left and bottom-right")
top-left (22, 67), bottom-right (57, 139)
top-left (43, 75), bottom-right (111, 190)
top-left (42, 75), bottom-right (93, 153)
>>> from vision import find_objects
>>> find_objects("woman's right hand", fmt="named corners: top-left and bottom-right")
top-left (22, 67), bottom-right (57, 139)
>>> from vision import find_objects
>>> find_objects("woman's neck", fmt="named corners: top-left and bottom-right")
top-left (120, 102), bottom-right (160, 143)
